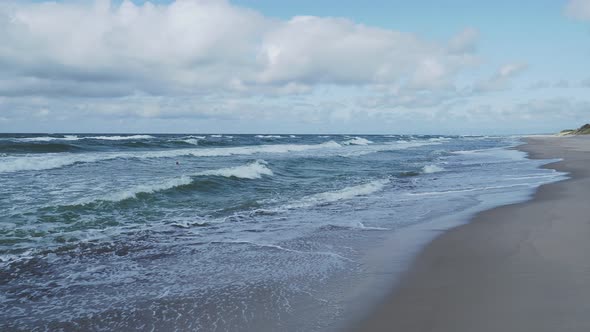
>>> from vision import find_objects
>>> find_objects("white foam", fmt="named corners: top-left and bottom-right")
top-left (15, 134), bottom-right (155, 141)
top-left (351, 221), bottom-right (390, 231)
top-left (93, 175), bottom-right (194, 203)
top-left (196, 160), bottom-right (272, 179)
top-left (79, 161), bottom-right (273, 204)
top-left (18, 135), bottom-right (81, 142)
top-left (86, 135), bottom-right (155, 140)
top-left (407, 183), bottom-right (535, 196)
top-left (341, 137), bottom-right (373, 145)
top-left (338, 141), bottom-right (438, 157)
top-left (285, 179), bottom-right (389, 209)
top-left (182, 139), bottom-right (200, 145)
top-left (0, 141), bottom-right (341, 173)
top-left (256, 135), bottom-right (283, 138)
top-left (422, 164), bottom-right (445, 173)
top-left (0, 154), bottom-right (115, 173)
top-left (428, 137), bottom-right (452, 142)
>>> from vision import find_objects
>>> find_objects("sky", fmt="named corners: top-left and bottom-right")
top-left (0, 0), bottom-right (589, 134)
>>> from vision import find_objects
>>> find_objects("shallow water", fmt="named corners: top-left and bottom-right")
top-left (0, 134), bottom-right (565, 330)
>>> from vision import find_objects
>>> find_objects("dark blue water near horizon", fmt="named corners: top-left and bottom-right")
top-left (0, 133), bottom-right (565, 330)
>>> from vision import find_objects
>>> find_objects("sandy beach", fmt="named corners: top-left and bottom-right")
top-left (352, 136), bottom-right (590, 332)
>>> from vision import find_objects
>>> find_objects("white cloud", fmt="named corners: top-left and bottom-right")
top-left (473, 62), bottom-right (527, 92)
top-left (0, 0), bottom-right (478, 99)
top-left (564, 0), bottom-right (590, 20)
top-left (448, 27), bottom-right (479, 54)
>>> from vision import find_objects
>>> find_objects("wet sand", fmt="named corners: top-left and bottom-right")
top-left (351, 136), bottom-right (590, 332)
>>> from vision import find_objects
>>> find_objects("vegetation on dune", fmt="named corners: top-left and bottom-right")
top-left (559, 124), bottom-right (590, 136)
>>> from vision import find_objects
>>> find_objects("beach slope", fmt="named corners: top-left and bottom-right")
top-left (352, 136), bottom-right (590, 332)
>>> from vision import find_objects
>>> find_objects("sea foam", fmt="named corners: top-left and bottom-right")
top-left (80, 161), bottom-right (273, 204)
top-left (86, 135), bottom-right (155, 140)
top-left (422, 164), bottom-right (445, 173)
top-left (0, 141), bottom-right (341, 173)
top-left (341, 137), bottom-right (373, 145)
top-left (196, 160), bottom-right (272, 179)
top-left (285, 179), bottom-right (389, 209)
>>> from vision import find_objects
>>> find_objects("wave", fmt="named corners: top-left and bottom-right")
top-left (0, 141), bottom-right (341, 173)
top-left (351, 221), bottom-right (390, 231)
top-left (9, 135), bottom-right (155, 142)
top-left (85, 135), bottom-right (155, 141)
top-left (255, 135), bottom-right (283, 139)
top-left (342, 137), bottom-right (373, 145)
top-left (0, 154), bottom-right (115, 173)
top-left (285, 179), bottom-right (389, 209)
top-left (0, 142), bottom-right (81, 153)
top-left (428, 137), bottom-right (452, 142)
top-left (14, 135), bottom-right (80, 142)
top-left (88, 175), bottom-right (194, 203)
top-left (338, 141), bottom-right (439, 157)
top-left (78, 161), bottom-right (273, 204)
top-left (181, 139), bottom-right (200, 145)
top-left (422, 164), bottom-right (445, 173)
top-left (196, 160), bottom-right (272, 179)
top-left (407, 183), bottom-right (535, 196)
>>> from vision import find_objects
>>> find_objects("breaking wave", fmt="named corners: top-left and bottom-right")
top-left (256, 135), bottom-right (283, 139)
top-left (338, 141), bottom-right (438, 157)
top-left (341, 137), bottom-right (373, 145)
top-left (79, 161), bottom-right (273, 204)
top-left (196, 160), bottom-right (272, 179)
top-left (422, 164), bottom-right (445, 173)
top-left (14, 135), bottom-right (80, 142)
top-left (285, 179), bottom-right (390, 209)
top-left (85, 135), bottom-right (155, 141)
top-left (0, 141), bottom-right (341, 173)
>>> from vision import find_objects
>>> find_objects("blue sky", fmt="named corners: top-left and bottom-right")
top-left (1, 0), bottom-right (589, 134)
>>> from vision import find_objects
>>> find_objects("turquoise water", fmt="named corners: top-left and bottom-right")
top-left (0, 134), bottom-right (564, 330)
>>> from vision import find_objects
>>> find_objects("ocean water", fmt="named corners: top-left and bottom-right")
top-left (0, 134), bottom-right (565, 330)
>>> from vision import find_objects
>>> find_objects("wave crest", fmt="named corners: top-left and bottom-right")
top-left (0, 141), bottom-right (341, 173)
top-left (197, 160), bottom-right (272, 179)
top-left (422, 164), bottom-right (445, 173)
top-left (286, 179), bottom-right (389, 209)
top-left (79, 161), bottom-right (273, 204)
top-left (342, 137), bottom-right (373, 145)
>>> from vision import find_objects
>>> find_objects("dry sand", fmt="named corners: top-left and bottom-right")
top-left (351, 136), bottom-right (590, 332)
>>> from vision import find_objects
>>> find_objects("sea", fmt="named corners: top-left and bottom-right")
top-left (0, 133), bottom-right (566, 331)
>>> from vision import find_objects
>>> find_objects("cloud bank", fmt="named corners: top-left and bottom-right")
top-left (0, 0), bottom-right (587, 134)
top-left (564, 0), bottom-right (590, 20)
top-left (0, 0), bottom-right (478, 98)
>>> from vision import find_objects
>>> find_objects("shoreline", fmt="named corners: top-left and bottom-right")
top-left (350, 136), bottom-right (590, 331)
